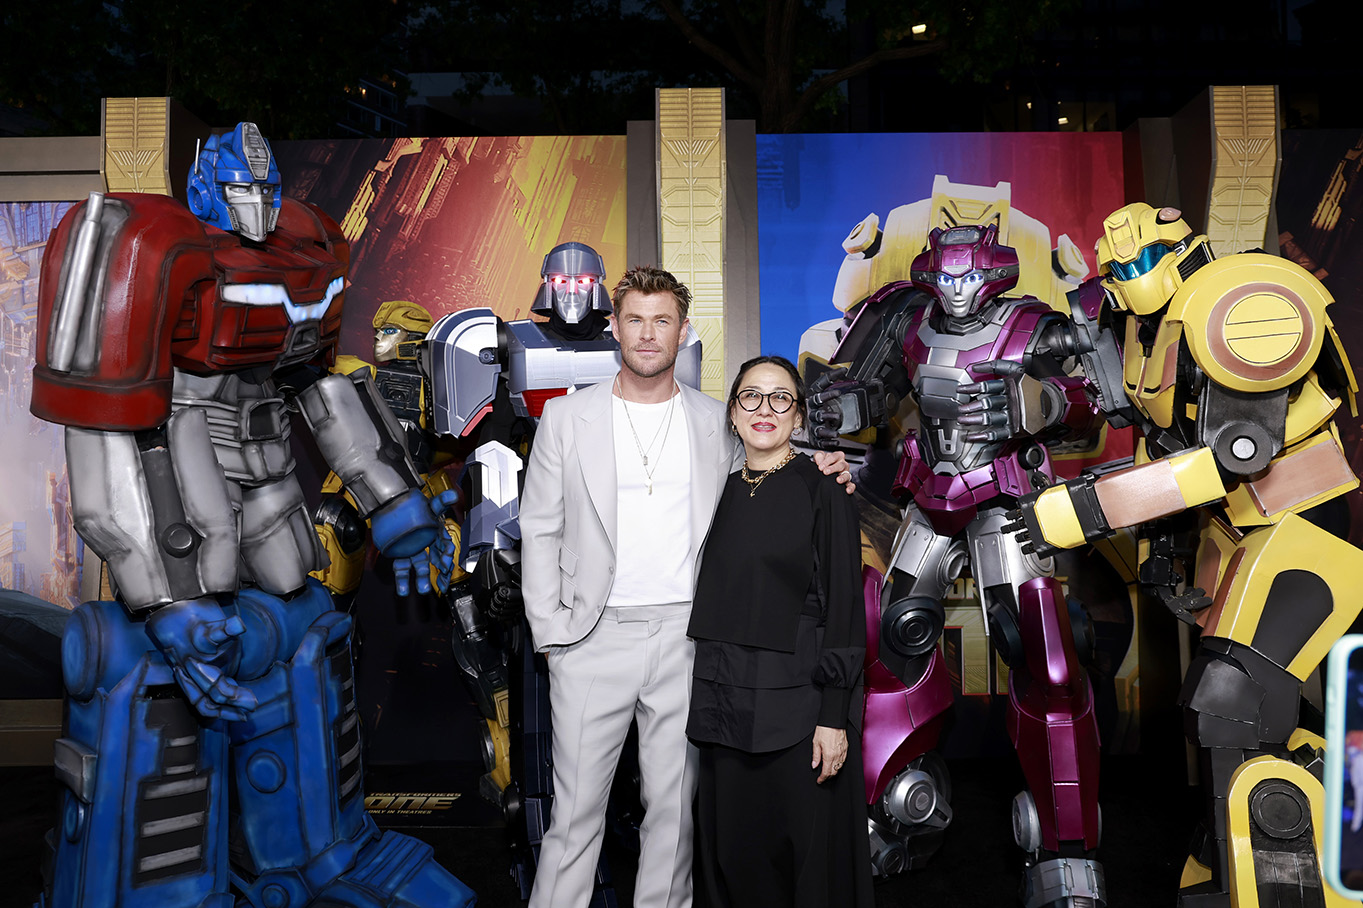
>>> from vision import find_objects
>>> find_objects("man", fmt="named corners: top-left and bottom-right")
top-left (520, 265), bottom-right (850, 908)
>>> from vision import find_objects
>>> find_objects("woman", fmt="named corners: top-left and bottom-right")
top-left (687, 354), bottom-right (873, 908)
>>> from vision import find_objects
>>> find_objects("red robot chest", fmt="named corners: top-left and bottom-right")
top-left (172, 201), bottom-right (349, 372)
top-left (32, 193), bottom-right (349, 432)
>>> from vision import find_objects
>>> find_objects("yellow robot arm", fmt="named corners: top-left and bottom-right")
top-left (1018, 447), bottom-right (1228, 552)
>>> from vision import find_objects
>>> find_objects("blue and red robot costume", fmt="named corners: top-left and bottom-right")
top-left (30, 122), bottom-right (475, 908)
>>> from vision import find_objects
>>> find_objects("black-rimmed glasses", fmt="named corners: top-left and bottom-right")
top-left (735, 389), bottom-right (796, 413)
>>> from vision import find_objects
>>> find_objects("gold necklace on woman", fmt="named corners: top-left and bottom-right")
top-left (740, 446), bottom-right (798, 497)
top-left (616, 375), bottom-right (678, 495)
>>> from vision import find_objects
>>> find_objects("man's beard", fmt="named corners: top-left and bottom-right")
top-left (621, 344), bottom-right (677, 379)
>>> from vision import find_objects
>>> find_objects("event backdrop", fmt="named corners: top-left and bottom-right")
top-left (273, 134), bottom-right (628, 355)
top-left (756, 132), bottom-right (1126, 357)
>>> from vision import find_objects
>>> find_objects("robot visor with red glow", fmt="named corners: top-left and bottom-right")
top-left (530, 241), bottom-right (612, 324)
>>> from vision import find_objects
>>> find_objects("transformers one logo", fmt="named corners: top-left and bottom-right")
top-left (364, 791), bottom-right (463, 813)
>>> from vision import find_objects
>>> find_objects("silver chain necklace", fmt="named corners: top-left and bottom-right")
top-left (615, 375), bottom-right (678, 495)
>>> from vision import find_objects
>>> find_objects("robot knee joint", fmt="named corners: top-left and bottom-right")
top-left (1181, 639), bottom-right (1300, 750)
top-left (882, 596), bottom-right (944, 660)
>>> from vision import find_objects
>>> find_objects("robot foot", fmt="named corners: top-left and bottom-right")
top-left (303, 830), bottom-right (476, 908)
top-left (237, 829), bottom-right (476, 908)
top-left (1021, 857), bottom-right (1106, 908)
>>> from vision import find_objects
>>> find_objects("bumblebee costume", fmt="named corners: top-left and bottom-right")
top-left (1013, 202), bottom-right (1361, 908)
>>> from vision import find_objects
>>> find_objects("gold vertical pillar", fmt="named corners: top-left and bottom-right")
top-left (656, 88), bottom-right (726, 398)
top-left (1206, 86), bottom-right (1279, 253)
top-left (101, 97), bottom-right (174, 196)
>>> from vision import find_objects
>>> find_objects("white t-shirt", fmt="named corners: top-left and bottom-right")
top-left (607, 391), bottom-right (694, 607)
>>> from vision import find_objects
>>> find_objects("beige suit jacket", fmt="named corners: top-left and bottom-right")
top-left (520, 378), bottom-right (734, 650)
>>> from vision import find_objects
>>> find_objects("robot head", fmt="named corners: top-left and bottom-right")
top-left (1097, 203), bottom-right (1211, 316)
top-left (531, 242), bottom-right (612, 324)
top-left (910, 224), bottom-right (1020, 318)
top-left (372, 300), bottom-right (434, 363)
top-left (187, 122), bottom-right (282, 242)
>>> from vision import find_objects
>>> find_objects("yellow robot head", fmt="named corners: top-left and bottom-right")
top-left (372, 300), bottom-right (434, 363)
top-left (1097, 203), bottom-right (1211, 315)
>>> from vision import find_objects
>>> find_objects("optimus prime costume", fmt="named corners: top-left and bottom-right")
top-left (1012, 203), bottom-right (1363, 908)
top-left (29, 123), bottom-right (475, 908)
top-left (810, 225), bottom-right (1114, 905)
top-left (423, 241), bottom-right (701, 903)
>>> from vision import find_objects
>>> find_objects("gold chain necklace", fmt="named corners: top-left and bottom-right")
top-left (615, 375), bottom-right (678, 495)
top-left (740, 446), bottom-right (798, 498)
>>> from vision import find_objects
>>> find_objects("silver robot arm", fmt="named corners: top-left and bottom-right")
top-left (66, 411), bottom-right (239, 611)
top-left (295, 371), bottom-right (424, 519)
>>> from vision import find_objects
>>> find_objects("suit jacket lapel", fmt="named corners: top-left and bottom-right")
top-left (575, 381), bottom-right (618, 553)
top-left (682, 384), bottom-right (722, 568)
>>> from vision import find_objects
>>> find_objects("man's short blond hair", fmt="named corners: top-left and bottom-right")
top-left (611, 265), bottom-right (692, 319)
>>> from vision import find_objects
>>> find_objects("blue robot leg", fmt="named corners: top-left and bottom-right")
top-left (226, 580), bottom-right (475, 908)
top-left (507, 622), bottom-right (616, 907)
top-left (45, 599), bottom-right (233, 908)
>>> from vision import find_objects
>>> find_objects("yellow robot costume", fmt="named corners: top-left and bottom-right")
top-left (1012, 203), bottom-right (1361, 908)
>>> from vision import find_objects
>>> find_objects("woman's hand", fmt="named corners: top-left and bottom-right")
top-left (811, 725), bottom-right (849, 784)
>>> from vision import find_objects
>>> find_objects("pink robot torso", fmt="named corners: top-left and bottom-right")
top-left (891, 293), bottom-right (1058, 536)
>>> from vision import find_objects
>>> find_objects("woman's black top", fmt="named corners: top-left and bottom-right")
top-left (687, 453), bottom-right (865, 754)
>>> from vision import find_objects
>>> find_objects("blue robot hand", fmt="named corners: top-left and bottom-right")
top-left (374, 488), bottom-right (456, 596)
top-left (429, 489), bottom-right (460, 594)
top-left (144, 598), bottom-right (258, 721)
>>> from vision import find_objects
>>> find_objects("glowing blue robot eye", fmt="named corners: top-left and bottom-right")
top-left (937, 274), bottom-right (954, 286)
top-left (1108, 243), bottom-right (1173, 281)
top-left (965, 273), bottom-right (984, 284)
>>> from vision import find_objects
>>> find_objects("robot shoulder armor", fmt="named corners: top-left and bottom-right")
top-left (276, 198), bottom-right (346, 247)
top-left (333, 355), bottom-right (375, 378)
top-left (1172, 253), bottom-right (1332, 393)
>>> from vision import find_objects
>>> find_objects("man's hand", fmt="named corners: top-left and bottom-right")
top-left (810, 448), bottom-right (856, 495)
top-left (146, 598), bottom-right (257, 722)
top-left (958, 359), bottom-right (1063, 442)
top-left (812, 725), bottom-right (849, 784)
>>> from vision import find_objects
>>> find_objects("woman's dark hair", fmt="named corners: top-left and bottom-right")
top-left (726, 354), bottom-right (808, 430)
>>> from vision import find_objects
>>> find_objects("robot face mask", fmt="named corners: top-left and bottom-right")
top-left (910, 224), bottom-right (1020, 318)
top-left (936, 270), bottom-right (987, 317)
top-left (530, 242), bottom-right (612, 324)
top-left (371, 300), bottom-right (433, 362)
top-left (375, 325), bottom-right (409, 362)
top-left (1098, 203), bottom-right (1206, 316)
top-left (187, 122), bottom-right (283, 242)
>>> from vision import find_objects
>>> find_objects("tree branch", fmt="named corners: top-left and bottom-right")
top-left (654, 0), bottom-right (764, 91)
top-left (775, 0), bottom-right (799, 101)
top-left (781, 39), bottom-right (947, 130)
top-left (716, 0), bottom-right (762, 73)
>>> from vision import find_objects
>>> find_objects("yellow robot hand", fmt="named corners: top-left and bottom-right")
top-left (1009, 476), bottom-right (1111, 557)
